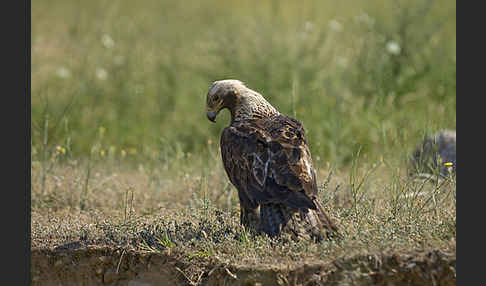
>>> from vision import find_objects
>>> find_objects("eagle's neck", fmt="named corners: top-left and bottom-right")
top-left (231, 90), bottom-right (279, 122)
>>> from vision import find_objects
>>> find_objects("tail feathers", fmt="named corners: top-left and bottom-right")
top-left (259, 201), bottom-right (338, 241)
top-left (314, 199), bottom-right (339, 237)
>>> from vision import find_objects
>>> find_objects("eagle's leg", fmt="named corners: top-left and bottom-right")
top-left (240, 205), bottom-right (260, 233)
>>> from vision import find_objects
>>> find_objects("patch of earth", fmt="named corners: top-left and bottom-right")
top-left (31, 246), bottom-right (455, 286)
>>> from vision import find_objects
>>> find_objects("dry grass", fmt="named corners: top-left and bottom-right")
top-left (31, 153), bottom-right (456, 265)
top-left (31, 136), bottom-right (456, 284)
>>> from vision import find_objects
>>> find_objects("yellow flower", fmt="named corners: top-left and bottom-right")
top-left (121, 149), bottom-right (127, 157)
top-left (100, 150), bottom-right (105, 157)
top-left (55, 145), bottom-right (66, 155)
top-left (443, 162), bottom-right (453, 166)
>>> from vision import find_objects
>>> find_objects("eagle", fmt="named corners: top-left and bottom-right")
top-left (205, 79), bottom-right (338, 241)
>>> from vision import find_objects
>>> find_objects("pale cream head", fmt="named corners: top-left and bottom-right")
top-left (205, 79), bottom-right (278, 123)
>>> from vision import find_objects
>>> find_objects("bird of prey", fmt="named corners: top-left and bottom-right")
top-left (205, 79), bottom-right (338, 241)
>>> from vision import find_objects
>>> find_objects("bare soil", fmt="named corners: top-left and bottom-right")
top-left (31, 245), bottom-right (455, 286)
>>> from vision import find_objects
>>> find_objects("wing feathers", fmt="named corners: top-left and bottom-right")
top-left (221, 115), bottom-right (319, 210)
top-left (221, 114), bottom-right (338, 238)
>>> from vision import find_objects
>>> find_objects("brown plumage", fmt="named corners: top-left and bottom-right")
top-left (206, 79), bottom-right (338, 241)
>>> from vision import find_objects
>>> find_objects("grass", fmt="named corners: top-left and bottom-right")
top-left (31, 0), bottom-right (455, 284)
top-left (30, 154), bottom-right (456, 283)
top-left (31, 0), bottom-right (455, 168)
top-left (31, 153), bottom-right (456, 263)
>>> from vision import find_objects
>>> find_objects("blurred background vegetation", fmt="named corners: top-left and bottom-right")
top-left (31, 0), bottom-right (456, 169)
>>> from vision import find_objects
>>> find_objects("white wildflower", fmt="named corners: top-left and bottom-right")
top-left (355, 12), bottom-right (375, 27)
top-left (303, 21), bottom-right (314, 32)
top-left (386, 41), bottom-right (401, 55)
top-left (101, 34), bottom-right (115, 49)
top-left (96, 67), bottom-right (108, 80)
top-left (328, 19), bottom-right (342, 32)
top-left (299, 21), bottom-right (314, 40)
top-left (56, 67), bottom-right (71, 79)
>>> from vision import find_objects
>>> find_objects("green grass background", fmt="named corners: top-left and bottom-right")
top-left (31, 0), bottom-right (456, 168)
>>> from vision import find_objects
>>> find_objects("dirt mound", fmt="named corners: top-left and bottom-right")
top-left (31, 246), bottom-right (455, 286)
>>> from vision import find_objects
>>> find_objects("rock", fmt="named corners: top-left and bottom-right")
top-left (409, 130), bottom-right (456, 177)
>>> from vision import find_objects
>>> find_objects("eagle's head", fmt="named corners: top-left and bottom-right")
top-left (205, 79), bottom-right (278, 123)
top-left (205, 79), bottom-right (245, 122)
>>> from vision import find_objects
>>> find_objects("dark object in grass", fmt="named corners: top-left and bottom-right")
top-left (410, 129), bottom-right (456, 178)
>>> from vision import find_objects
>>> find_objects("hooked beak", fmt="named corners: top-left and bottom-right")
top-left (206, 111), bottom-right (218, 122)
